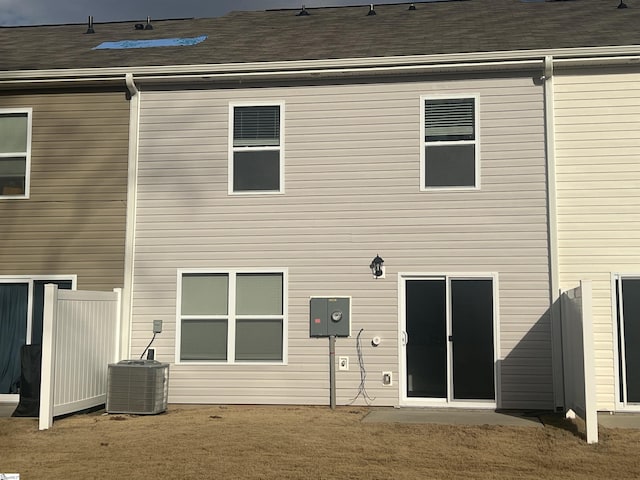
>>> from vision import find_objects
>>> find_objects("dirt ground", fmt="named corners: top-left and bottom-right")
top-left (2, 405), bottom-right (640, 479)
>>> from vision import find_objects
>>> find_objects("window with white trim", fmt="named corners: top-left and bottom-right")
top-left (0, 109), bottom-right (32, 198)
top-left (421, 96), bottom-right (478, 190)
top-left (178, 270), bottom-right (286, 363)
top-left (230, 103), bottom-right (283, 193)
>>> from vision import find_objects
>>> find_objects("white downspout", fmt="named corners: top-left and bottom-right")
top-left (543, 56), bottom-right (564, 411)
top-left (121, 73), bottom-right (140, 360)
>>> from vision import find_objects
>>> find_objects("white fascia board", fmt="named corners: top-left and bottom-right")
top-left (1, 44), bottom-right (640, 86)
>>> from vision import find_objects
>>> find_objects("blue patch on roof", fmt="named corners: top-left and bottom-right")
top-left (93, 35), bottom-right (207, 50)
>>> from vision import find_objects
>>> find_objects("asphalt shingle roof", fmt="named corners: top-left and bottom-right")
top-left (1, 0), bottom-right (639, 72)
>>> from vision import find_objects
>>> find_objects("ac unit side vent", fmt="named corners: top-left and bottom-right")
top-left (106, 360), bottom-right (169, 415)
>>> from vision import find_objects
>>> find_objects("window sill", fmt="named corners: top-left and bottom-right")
top-left (421, 186), bottom-right (480, 192)
top-left (175, 360), bottom-right (287, 366)
top-left (228, 190), bottom-right (285, 196)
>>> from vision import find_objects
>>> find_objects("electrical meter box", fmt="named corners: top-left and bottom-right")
top-left (309, 297), bottom-right (351, 337)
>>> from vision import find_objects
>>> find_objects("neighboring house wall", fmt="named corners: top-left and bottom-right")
top-left (131, 73), bottom-right (554, 409)
top-left (0, 91), bottom-right (129, 290)
top-left (554, 68), bottom-right (640, 411)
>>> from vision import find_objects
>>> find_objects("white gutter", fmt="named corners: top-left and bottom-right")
top-left (554, 55), bottom-right (640, 67)
top-left (121, 72), bottom-right (140, 360)
top-left (132, 60), bottom-right (544, 84)
top-left (1, 45), bottom-right (640, 86)
top-left (542, 56), bottom-right (564, 411)
top-left (0, 60), bottom-right (542, 87)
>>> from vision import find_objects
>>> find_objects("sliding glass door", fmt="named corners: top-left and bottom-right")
top-left (617, 277), bottom-right (640, 406)
top-left (0, 278), bottom-right (73, 396)
top-left (402, 275), bottom-right (496, 405)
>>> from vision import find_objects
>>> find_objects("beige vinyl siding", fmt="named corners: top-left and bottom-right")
top-left (132, 75), bottom-right (552, 408)
top-left (0, 92), bottom-right (129, 290)
top-left (554, 70), bottom-right (640, 411)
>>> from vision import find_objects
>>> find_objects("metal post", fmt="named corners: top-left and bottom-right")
top-left (329, 335), bottom-right (336, 409)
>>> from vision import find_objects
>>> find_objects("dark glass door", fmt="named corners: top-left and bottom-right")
top-left (0, 283), bottom-right (29, 394)
top-left (31, 280), bottom-right (73, 345)
top-left (451, 279), bottom-right (495, 400)
top-left (621, 278), bottom-right (640, 403)
top-left (404, 277), bottom-right (495, 402)
top-left (405, 279), bottom-right (446, 398)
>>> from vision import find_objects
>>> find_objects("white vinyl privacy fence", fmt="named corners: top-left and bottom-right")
top-left (39, 285), bottom-right (121, 430)
top-left (560, 280), bottom-right (598, 444)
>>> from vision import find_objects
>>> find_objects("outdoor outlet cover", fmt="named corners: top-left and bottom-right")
top-left (382, 371), bottom-right (392, 386)
top-left (339, 356), bottom-right (349, 371)
top-left (153, 319), bottom-right (163, 333)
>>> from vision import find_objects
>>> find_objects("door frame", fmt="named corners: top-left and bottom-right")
top-left (0, 275), bottom-right (77, 402)
top-left (398, 272), bottom-right (501, 408)
top-left (612, 273), bottom-right (640, 412)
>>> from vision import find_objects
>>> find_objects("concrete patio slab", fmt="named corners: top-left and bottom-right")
top-left (0, 402), bottom-right (18, 418)
top-left (361, 407), bottom-right (544, 427)
top-left (598, 412), bottom-right (640, 429)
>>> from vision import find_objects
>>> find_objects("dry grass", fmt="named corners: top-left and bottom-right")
top-left (1, 405), bottom-right (640, 479)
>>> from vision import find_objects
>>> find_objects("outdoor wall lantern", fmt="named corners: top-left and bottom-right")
top-left (370, 254), bottom-right (385, 279)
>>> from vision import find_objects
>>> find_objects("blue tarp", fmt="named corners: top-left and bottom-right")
top-left (93, 35), bottom-right (207, 50)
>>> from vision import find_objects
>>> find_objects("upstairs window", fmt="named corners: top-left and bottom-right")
top-left (421, 97), bottom-right (479, 190)
top-left (0, 109), bottom-right (32, 198)
top-left (230, 104), bottom-right (283, 194)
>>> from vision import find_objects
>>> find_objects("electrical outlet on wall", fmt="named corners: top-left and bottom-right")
top-left (339, 356), bottom-right (349, 371)
top-left (382, 371), bottom-right (393, 386)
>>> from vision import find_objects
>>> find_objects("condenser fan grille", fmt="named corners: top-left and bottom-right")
top-left (106, 360), bottom-right (169, 415)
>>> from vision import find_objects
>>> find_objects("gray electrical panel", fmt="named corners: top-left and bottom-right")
top-left (310, 297), bottom-right (351, 337)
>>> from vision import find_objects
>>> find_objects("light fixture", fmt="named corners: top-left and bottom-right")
top-left (370, 254), bottom-right (384, 278)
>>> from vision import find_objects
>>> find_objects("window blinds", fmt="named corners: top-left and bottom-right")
top-left (233, 106), bottom-right (280, 147)
top-left (425, 98), bottom-right (475, 142)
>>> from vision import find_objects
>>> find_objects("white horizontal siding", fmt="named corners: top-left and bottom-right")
top-left (554, 70), bottom-right (640, 411)
top-left (131, 75), bottom-right (552, 409)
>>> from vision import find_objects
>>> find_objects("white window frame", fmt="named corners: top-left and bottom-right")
top-left (0, 108), bottom-right (33, 199)
top-left (228, 101), bottom-right (285, 195)
top-left (420, 95), bottom-right (480, 192)
top-left (176, 268), bottom-right (288, 365)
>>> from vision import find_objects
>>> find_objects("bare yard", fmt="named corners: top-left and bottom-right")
top-left (1, 405), bottom-right (639, 479)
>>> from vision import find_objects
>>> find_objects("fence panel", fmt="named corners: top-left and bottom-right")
top-left (560, 280), bottom-right (598, 444)
top-left (39, 285), bottom-right (121, 430)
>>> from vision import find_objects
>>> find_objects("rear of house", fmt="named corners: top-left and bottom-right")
top-left (0, 90), bottom-right (129, 401)
top-left (128, 71), bottom-right (555, 409)
top-left (4, 0), bottom-right (639, 413)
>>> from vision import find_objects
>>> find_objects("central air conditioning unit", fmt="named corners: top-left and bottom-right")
top-left (106, 360), bottom-right (169, 415)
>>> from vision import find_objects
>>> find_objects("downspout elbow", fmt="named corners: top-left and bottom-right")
top-left (541, 55), bottom-right (554, 82)
top-left (125, 73), bottom-right (138, 97)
